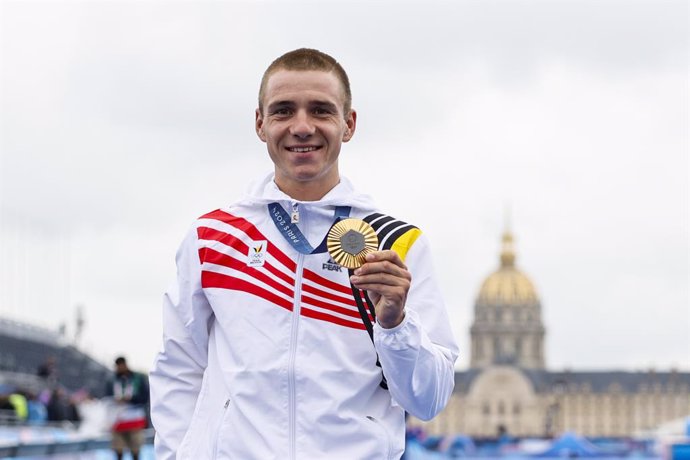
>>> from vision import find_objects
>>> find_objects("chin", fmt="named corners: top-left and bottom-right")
top-left (291, 169), bottom-right (323, 182)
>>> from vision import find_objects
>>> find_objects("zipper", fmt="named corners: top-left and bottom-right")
top-left (291, 202), bottom-right (300, 223)
top-left (366, 415), bottom-right (393, 459)
top-left (288, 255), bottom-right (304, 460)
top-left (213, 398), bottom-right (232, 458)
top-left (288, 204), bottom-right (306, 460)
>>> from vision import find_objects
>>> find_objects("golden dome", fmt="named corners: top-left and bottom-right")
top-left (477, 231), bottom-right (539, 305)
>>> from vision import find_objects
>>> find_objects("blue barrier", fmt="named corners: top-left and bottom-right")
top-left (0, 428), bottom-right (154, 458)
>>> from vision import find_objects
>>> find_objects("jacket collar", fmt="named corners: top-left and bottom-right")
top-left (241, 172), bottom-right (377, 211)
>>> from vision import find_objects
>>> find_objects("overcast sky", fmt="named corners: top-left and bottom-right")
top-left (1, 0), bottom-right (687, 373)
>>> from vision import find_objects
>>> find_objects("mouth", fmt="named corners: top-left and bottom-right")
top-left (286, 145), bottom-right (321, 153)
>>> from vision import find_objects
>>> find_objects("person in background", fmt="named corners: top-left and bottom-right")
top-left (46, 388), bottom-right (70, 422)
top-left (106, 356), bottom-right (149, 460)
top-left (150, 48), bottom-right (458, 459)
top-left (37, 355), bottom-right (57, 380)
top-left (25, 391), bottom-right (48, 425)
top-left (37, 355), bottom-right (59, 399)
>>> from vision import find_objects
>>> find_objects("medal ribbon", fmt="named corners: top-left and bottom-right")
top-left (268, 202), bottom-right (350, 254)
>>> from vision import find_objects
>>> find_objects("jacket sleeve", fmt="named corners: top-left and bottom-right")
top-left (149, 225), bottom-right (214, 460)
top-left (373, 234), bottom-right (459, 421)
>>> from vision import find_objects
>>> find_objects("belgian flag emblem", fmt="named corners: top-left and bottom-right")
top-left (362, 213), bottom-right (421, 261)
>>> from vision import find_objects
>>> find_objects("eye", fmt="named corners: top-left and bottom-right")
top-left (313, 107), bottom-right (333, 116)
top-left (272, 108), bottom-right (292, 116)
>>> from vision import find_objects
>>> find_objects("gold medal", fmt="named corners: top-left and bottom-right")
top-left (327, 219), bottom-right (379, 269)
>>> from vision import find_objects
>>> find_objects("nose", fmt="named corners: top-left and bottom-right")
top-left (289, 109), bottom-right (315, 138)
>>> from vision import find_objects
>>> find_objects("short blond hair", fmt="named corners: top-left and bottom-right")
top-left (258, 48), bottom-right (352, 116)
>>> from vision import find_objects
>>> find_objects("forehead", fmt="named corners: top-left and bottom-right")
top-left (263, 70), bottom-right (346, 107)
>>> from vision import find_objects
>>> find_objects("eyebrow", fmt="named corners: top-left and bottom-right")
top-left (311, 101), bottom-right (338, 112)
top-left (267, 101), bottom-right (294, 112)
top-left (266, 100), bottom-right (340, 112)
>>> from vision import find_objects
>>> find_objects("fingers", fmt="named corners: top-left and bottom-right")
top-left (349, 250), bottom-right (411, 328)
top-left (349, 250), bottom-right (411, 300)
top-left (351, 250), bottom-right (409, 280)
top-left (365, 249), bottom-right (407, 269)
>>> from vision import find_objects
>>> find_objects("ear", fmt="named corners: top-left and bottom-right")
top-left (255, 108), bottom-right (267, 142)
top-left (342, 109), bottom-right (357, 142)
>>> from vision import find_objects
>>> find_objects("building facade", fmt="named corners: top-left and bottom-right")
top-left (0, 317), bottom-right (111, 397)
top-left (409, 230), bottom-right (690, 437)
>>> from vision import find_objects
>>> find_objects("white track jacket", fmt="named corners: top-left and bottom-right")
top-left (150, 174), bottom-right (459, 460)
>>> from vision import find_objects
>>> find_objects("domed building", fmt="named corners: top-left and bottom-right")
top-left (408, 230), bottom-right (690, 438)
top-left (470, 231), bottom-right (545, 369)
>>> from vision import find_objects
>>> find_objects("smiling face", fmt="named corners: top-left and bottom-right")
top-left (255, 70), bottom-right (356, 201)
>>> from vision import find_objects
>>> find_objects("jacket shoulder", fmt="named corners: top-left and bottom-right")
top-left (194, 208), bottom-right (252, 238)
top-left (197, 208), bottom-right (234, 223)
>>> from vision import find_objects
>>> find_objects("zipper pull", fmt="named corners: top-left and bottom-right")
top-left (290, 202), bottom-right (300, 223)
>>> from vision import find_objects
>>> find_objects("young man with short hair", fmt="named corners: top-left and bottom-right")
top-left (150, 48), bottom-right (458, 460)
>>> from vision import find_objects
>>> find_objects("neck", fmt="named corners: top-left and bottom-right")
top-left (275, 177), bottom-right (340, 201)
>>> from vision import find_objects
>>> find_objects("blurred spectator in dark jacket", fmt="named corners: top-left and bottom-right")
top-left (46, 387), bottom-right (80, 424)
top-left (37, 356), bottom-right (58, 381)
top-left (105, 356), bottom-right (149, 460)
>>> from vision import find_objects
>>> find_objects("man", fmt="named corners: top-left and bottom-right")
top-left (106, 356), bottom-right (149, 460)
top-left (150, 48), bottom-right (458, 459)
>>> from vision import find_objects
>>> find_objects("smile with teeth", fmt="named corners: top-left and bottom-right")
top-left (288, 146), bottom-right (320, 152)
